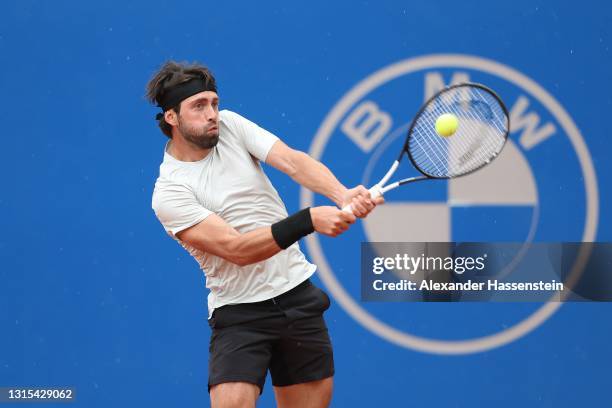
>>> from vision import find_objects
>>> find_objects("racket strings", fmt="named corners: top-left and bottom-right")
top-left (419, 91), bottom-right (502, 176)
top-left (442, 90), bottom-right (504, 172)
top-left (432, 92), bottom-right (501, 171)
top-left (452, 101), bottom-right (500, 166)
top-left (408, 85), bottom-right (508, 178)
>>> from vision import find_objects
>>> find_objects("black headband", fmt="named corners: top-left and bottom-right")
top-left (156, 78), bottom-right (217, 119)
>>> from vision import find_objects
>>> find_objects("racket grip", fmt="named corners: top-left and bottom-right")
top-left (368, 185), bottom-right (383, 200)
top-left (341, 185), bottom-right (383, 213)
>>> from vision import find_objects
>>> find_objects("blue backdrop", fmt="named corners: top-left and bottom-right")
top-left (2, 1), bottom-right (611, 407)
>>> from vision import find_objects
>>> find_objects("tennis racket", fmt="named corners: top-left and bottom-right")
top-left (343, 82), bottom-right (509, 213)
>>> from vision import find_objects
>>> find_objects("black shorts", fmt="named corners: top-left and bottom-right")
top-left (207, 279), bottom-right (334, 393)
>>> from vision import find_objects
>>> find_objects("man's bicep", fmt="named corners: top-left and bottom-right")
top-left (265, 139), bottom-right (302, 176)
top-left (175, 213), bottom-right (240, 260)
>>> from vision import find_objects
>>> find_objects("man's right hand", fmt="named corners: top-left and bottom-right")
top-left (310, 206), bottom-right (356, 237)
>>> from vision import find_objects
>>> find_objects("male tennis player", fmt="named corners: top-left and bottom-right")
top-left (146, 61), bottom-right (382, 408)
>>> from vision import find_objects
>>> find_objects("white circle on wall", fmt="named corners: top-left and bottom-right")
top-left (300, 54), bottom-right (599, 354)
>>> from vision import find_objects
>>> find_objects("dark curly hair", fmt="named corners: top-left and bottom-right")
top-left (145, 61), bottom-right (217, 138)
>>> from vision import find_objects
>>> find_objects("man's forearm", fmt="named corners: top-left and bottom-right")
top-left (181, 208), bottom-right (317, 267)
top-left (286, 151), bottom-right (347, 207)
top-left (225, 227), bottom-right (283, 266)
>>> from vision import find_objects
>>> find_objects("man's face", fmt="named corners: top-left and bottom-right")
top-left (175, 91), bottom-right (220, 149)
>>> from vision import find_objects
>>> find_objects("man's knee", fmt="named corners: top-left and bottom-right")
top-left (274, 376), bottom-right (334, 408)
top-left (210, 381), bottom-right (259, 408)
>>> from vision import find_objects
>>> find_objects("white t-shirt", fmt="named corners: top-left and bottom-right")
top-left (152, 110), bottom-right (316, 317)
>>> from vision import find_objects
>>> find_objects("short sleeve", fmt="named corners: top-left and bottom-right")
top-left (152, 182), bottom-right (212, 236)
top-left (221, 110), bottom-right (279, 161)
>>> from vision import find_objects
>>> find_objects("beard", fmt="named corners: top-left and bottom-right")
top-left (177, 118), bottom-right (219, 149)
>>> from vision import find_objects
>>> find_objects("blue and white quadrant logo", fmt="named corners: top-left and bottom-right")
top-left (300, 54), bottom-right (599, 354)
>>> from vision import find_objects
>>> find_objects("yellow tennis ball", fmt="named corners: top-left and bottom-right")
top-left (435, 113), bottom-right (459, 137)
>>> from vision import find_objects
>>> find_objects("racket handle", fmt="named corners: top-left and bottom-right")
top-left (341, 185), bottom-right (383, 213)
